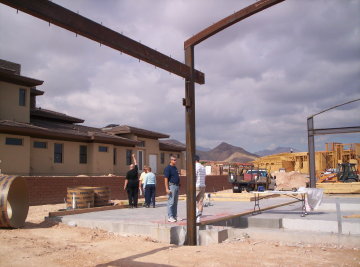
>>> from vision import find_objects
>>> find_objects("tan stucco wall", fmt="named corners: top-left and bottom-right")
top-left (113, 146), bottom-right (137, 176)
top-left (137, 138), bottom-right (159, 172)
top-left (0, 81), bottom-right (30, 123)
top-left (0, 133), bottom-right (30, 175)
top-left (30, 139), bottom-right (90, 176)
top-left (88, 143), bottom-right (114, 176)
top-left (0, 133), bottom-right (186, 176)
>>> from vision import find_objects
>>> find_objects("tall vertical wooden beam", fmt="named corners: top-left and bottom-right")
top-left (184, 45), bottom-right (196, 245)
top-left (307, 116), bottom-right (316, 188)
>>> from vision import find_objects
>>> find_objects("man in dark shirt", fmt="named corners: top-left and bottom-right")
top-left (164, 155), bottom-right (180, 222)
top-left (124, 154), bottom-right (139, 208)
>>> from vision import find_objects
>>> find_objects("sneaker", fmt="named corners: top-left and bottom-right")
top-left (168, 217), bottom-right (177, 223)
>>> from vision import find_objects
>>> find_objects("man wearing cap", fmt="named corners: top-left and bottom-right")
top-left (195, 155), bottom-right (206, 223)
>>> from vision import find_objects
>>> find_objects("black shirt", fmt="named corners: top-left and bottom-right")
top-left (126, 165), bottom-right (139, 186)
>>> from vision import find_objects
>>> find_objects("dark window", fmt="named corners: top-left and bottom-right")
top-left (113, 148), bottom-right (117, 165)
top-left (5, 137), bottom-right (23, 146)
top-left (54, 143), bottom-right (63, 163)
top-left (138, 150), bottom-right (143, 170)
top-left (19, 88), bottom-right (26, 106)
top-left (137, 141), bottom-right (145, 147)
top-left (126, 149), bottom-right (132, 165)
top-left (33, 141), bottom-right (47, 148)
top-left (177, 153), bottom-right (181, 159)
top-left (80, 145), bottom-right (87, 164)
top-left (99, 146), bottom-right (108, 152)
top-left (160, 152), bottom-right (165, 164)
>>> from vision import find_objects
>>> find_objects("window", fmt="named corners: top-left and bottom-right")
top-left (160, 152), bottom-right (165, 164)
top-left (137, 141), bottom-right (145, 147)
top-left (33, 141), bottom-right (47, 148)
top-left (5, 137), bottom-right (23, 146)
top-left (137, 150), bottom-right (144, 170)
top-left (54, 143), bottom-right (63, 163)
top-left (99, 146), bottom-right (108, 152)
top-left (113, 148), bottom-right (117, 165)
top-left (177, 153), bottom-right (181, 159)
top-left (126, 149), bottom-right (132, 165)
top-left (19, 88), bottom-right (26, 106)
top-left (79, 145), bottom-right (87, 164)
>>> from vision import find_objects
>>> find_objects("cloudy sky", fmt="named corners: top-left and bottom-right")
top-left (1, 0), bottom-right (359, 153)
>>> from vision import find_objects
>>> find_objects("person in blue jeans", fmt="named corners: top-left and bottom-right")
top-left (164, 156), bottom-right (180, 222)
top-left (144, 166), bottom-right (156, 208)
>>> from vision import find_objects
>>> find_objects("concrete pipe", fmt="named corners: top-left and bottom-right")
top-left (0, 175), bottom-right (29, 228)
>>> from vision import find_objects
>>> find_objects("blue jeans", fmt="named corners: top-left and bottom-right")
top-left (145, 184), bottom-right (156, 207)
top-left (167, 184), bottom-right (179, 218)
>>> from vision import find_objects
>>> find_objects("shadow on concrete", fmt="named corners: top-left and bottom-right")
top-left (24, 220), bottom-right (58, 229)
top-left (95, 246), bottom-right (174, 267)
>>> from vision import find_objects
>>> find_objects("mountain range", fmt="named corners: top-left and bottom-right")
top-left (254, 147), bottom-right (301, 157)
top-left (164, 140), bottom-right (300, 163)
top-left (196, 142), bottom-right (258, 163)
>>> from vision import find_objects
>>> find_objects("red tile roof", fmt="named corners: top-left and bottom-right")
top-left (103, 125), bottom-right (170, 139)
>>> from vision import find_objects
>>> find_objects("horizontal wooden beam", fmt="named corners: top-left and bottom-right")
top-left (309, 126), bottom-right (360, 136)
top-left (0, 0), bottom-right (205, 84)
top-left (184, 0), bottom-right (285, 49)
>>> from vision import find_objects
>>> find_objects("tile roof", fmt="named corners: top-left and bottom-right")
top-left (0, 68), bottom-right (43, 87)
top-left (30, 87), bottom-right (44, 96)
top-left (159, 139), bottom-right (186, 152)
top-left (0, 119), bottom-right (138, 146)
top-left (103, 125), bottom-right (170, 139)
top-left (31, 107), bottom-right (84, 123)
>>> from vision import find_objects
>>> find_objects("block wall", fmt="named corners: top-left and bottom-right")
top-left (24, 175), bottom-right (231, 205)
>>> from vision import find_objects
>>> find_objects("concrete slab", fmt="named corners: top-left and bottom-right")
top-left (48, 195), bottom-right (360, 245)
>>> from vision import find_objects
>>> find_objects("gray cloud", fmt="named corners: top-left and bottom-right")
top-left (0, 0), bottom-right (359, 153)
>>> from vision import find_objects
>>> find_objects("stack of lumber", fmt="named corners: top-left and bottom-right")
top-left (316, 182), bottom-right (360, 194)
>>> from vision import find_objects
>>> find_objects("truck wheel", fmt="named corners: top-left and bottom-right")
top-left (246, 186), bottom-right (252, 193)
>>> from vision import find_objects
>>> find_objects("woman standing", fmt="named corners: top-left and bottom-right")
top-left (144, 166), bottom-right (156, 208)
top-left (124, 154), bottom-right (139, 208)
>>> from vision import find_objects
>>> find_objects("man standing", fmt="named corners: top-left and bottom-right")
top-left (164, 156), bottom-right (180, 222)
top-left (124, 154), bottom-right (139, 208)
top-left (195, 155), bottom-right (206, 223)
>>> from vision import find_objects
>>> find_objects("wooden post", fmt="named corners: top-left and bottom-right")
top-left (307, 116), bottom-right (316, 188)
top-left (184, 45), bottom-right (196, 245)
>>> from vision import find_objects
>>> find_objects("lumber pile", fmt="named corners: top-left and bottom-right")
top-left (316, 182), bottom-right (360, 194)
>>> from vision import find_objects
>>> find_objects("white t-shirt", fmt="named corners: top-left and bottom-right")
top-left (195, 162), bottom-right (206, 188)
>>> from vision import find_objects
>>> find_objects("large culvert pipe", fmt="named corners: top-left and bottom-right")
top-left (0, 175), bottom-right (29, 228)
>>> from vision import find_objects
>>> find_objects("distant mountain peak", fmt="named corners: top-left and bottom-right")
top-left (254, 146), bottom-right (301, 157)
top-left (196, 142), bottom-right (258, 163)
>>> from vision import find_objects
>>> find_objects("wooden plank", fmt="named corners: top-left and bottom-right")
top-left (184, 0), bottom-right (285, 48)
top-left (316, 182), bottom-right (360, 194)
top-left (198, 200), bottom-right (299, 226)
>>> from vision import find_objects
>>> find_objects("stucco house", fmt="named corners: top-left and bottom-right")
top-left (0, 59), bottom-right (185, 176)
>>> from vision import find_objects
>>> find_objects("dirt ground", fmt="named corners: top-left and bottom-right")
top-left (0, 203), bottom-right (359, 267)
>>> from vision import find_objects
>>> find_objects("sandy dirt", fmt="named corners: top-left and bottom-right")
top-left (0, 203), bottom-right (359, 267)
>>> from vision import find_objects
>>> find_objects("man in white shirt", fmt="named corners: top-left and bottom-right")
top-left (195, 155), bottom-right (206, 223)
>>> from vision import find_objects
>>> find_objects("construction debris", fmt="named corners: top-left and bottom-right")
top-left (272, 171), bottom-right (309, 191)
